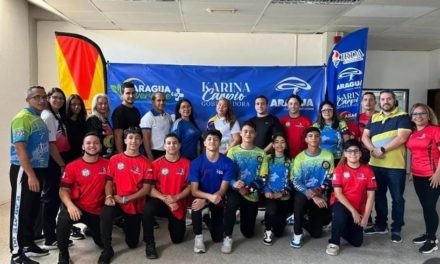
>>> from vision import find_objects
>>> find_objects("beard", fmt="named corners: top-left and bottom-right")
top-left (84, 150), bottom-right (100, 157)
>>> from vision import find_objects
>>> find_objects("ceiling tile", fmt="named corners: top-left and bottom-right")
top-left (343, 5), bottom-right (436, 18)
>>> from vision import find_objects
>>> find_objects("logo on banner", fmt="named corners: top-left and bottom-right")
top-left (110, 77), bottom-right (185, 101)
top-left (271, 76), bottom-right (314, 109)
top-left (338, 67), bottom-right (362, 81)
top-left (331, 49), bottom-right (365, 68)
top-left (337, 91), bottom-right (360, 108)
top-left (201, 81), bottom-right (251, 107)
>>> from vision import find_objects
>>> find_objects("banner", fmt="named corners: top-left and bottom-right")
top-left (107, 63), bottom-right (325, 129)
top-left (327, 28), bottom-right (368, 124)
top-left (55, 32), bottom-right (106, 110)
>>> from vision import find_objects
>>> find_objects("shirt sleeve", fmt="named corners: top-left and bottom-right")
top-left (223, 158), bottom-right (236, 182)
top-left (140, 112), bottom-right (153, 130)
top-left (226, 151), bottom-right (238, 187)
top-left (292, 155), bottom-right (307, 196)
top-left (171, 119), bottom-right (182, 138)
top-left (435, 127), bottom-right (440, 147)
top-left (230, 121), bottom-right (240, 135)
top-left (332, 165), bottom-right (343, 188)
top-left (107, 157), bottom-right (115, 181)
top-left (60, 164), bottom-right (75, 188)
top-left (143, 160), bottom-right (154, 184)
top-left (188, 158), bottom-right (200, 183)
top-left (111, 107), bottom-right (125, 130)
top-left (365, 165), bottom-right (377, 191)
top-left (41, 111), bottom-right (58, 142)
top-left (11, 116), bottom-right (30, 143)
top-left (397, 114), bottom-right (412, 130)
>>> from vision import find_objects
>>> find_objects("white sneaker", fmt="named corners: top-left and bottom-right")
top-left (263, 230), bottom-right (273, 246)
top-left (221, 236), bottom-right (233, 254)
top-left (194, 234), bottom-right (205, 253)
top-left (289, 233), bottom-right (303, 248)
top-left (326, 243), bottom-right (340, 256)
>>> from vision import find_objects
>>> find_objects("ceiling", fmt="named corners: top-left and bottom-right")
top-left (29, 0), bottom-right (440, 51)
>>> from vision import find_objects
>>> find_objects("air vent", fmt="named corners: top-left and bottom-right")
top-left (272, 0), bottom-right (360, 5)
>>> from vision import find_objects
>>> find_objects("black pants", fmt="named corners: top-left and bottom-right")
top-left (328, 202), bottom-right (363, 247)
top-left (413, 176), bottom-right (440, 240)
top-left (100, 205), bottom-right (142, 251)
top-left (192, 203), bottom-right (224, 243)
top-left (293, 191), bottom-right (330, 238)
top-left (9, 165), bottom-right (46, 255)
top-left (143, 198), bottom-right (186, 244)
top-left (56, 205), bottom-right (102, 252)
top-left (224, 189), bottom-right (259, 238)
top-left (264, 198), bottom-right (289, 237)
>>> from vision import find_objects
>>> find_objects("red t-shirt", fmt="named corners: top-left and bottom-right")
top-left (152, 156), bottom-right (191, 220)
top-left (108, 153), bottom-right (153, 214)
top-left (280, 115), bottom-right (312, 158)
top-left (330, 163), bottom-right (376, 213)
top-left (61, 157), bottom-right (109, 215)
top-left (406, 125), bottom-right (440, 177)
top-left (358, 112), bottom-right (372, 140)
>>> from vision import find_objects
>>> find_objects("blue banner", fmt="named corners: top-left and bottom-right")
top-left (107, 63), bottom-right (325, 129)
top-left (327, 28), bottom-right (368, 123)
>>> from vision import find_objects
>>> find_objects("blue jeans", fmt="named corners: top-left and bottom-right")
top-left (372, 166), bottom-right (406, 233)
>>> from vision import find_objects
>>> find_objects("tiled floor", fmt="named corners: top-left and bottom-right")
top-left (1, 179), bottom-right (439, 264)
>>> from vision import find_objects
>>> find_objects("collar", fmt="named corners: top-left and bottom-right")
top-left (25, 107), bottom-right (40, 116)
top-left (379, 107), bottom-right (399, 117)
top-left (151, 108), bottom-right (166, 116)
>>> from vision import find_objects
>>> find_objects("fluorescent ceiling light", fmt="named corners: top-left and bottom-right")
top-left (206, 8), bottom-right (237, 14)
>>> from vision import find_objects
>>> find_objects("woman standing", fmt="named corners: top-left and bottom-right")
top-left (207, 98), bottom-right (240, 154)
top-left (313, 101), bottom-right (350, 164)
top-left (171, 99), bottom-right (202, 160)
top-left (86, 93), bottom-right (114, 158)
top-left (406, 103), bottom-right (440, 254)
top-left (65, 94), bottom-right (87, 163)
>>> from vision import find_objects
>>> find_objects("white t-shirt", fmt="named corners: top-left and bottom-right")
top-left (140, 109), bottom-right (173, 151)
top-left (41, 109), bottom-right (60, 142)
top-left (208, 115), bottom-right (240, 154)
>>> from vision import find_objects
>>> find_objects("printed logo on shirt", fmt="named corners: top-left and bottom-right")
top-left (296, 122), bottom-right (304, 128)
top-left (81, 169), bottom-right (91, 177)
top-left (131, 165), bottom-right (140, 174)
top-left (285, 122), bottom-right (291, 127)
top-left (177, 168), bottom-right (185, 176)
top-left (117, 162), bottom-right (125, 170)
top-left (99, 167), bottom-right (107, 174)
top-left (284, 161), bottom-right (291, 168)
top-left (343, 172), bottom-right (350, 179)
top-left (257, 156), bottom-right (264, 164)
top-left (216, 169), bottom-right (224, 175)
top-left (357, 173), bottom-right (366, 180)
top-left (161, 168), bottom-right (169, 176)
top-left (417, 133), bottom-right (426, 139)
top-left (322, 161), bottom-right (331, 170)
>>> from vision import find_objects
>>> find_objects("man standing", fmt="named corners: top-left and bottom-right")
top-left (280, 94), bottom-right (312, 158)
top-left (111, 82), bottom-right (141, 153)
top-left (10, 86), bottom-right (50, 264)
top-left (140, 92), bottom-right (173, 161)
top-left (358, 92), bottom-right (378, 162)
top-left (248, 95), bottom-right (282, 152)
top-left (362, 89), bottom-right (412, 243)
top-left (56, 132), bottom-right (108, 263)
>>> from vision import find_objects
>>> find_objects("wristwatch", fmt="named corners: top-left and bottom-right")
top-left (380, 147), bottom-right (386, 154)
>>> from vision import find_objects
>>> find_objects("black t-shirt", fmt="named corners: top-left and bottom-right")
top-left (111, 104), bottom-right (141, 130)
top-left (66, 118), bottom-right (86, 163)
top-left (249, 114), bottom-right (283, 149)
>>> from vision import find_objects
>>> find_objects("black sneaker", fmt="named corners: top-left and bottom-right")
top-left (10, 254), bottom-right (39, 264)
top-left (70, 226), bottom-right (85, 240)
top-left (145, 241), bottom-right (158, 259)
top-left (23, 245), bottom-right (49, 257)
top-left (57, 251), bottom-right (70, 264)
top-left (391, 232), bottom-right (402, 243)
top-left (42, 240), bottom-right (73, 250)
top-left (419, 240), bottom-right (439, 254)
top-left (364, 225), bottom-right (388, 235)
top-left (98, 248), bottom-right (114, 264)
top-left (153, 220), bottom-right (160, 230)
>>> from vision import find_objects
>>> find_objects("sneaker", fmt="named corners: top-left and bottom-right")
top-left (286, 215), bottom-right (295, 225)
top-left (23, 245), bottom-right (49, 257)
top-left (145, 241), bottom-right (158, 259)
top-left (391, 232), bottom-right (402, 243)
top-left (97, 248), bottom-right (114, 264)
top-left (412, 234), bottom-right (439, 244)
top-left (193, 234), bottom-right (205, 253)
top-left (364, 225), bottom-right (388, 235)
top-left (419, 240), bottom-right (439, 254)
top-left (153, 219), bottom-right (160, 229)
top-left (83, 227), bottom-right (93, 237)
top-left (263, 230), bottom-right (273, 246)
top-left (57, 251), bottom-right (70, 264)
top-left (42, 240), bottom-right (73, 250)
top-left (70, 226), bottom-right (85, 240)
top-left (10, 254), bottom-right (39, 264)
top-left (326, 243), bottom-right (340, 256)
top-left (289, 233), bottom-right (303, 249)
top-left (221, 236), bottom-right (233, 254)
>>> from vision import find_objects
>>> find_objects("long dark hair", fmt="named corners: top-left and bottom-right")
top-left (47, 87), bottom-right (67, 126)
top-left (268, 132), bottom-right (291, 164)
top-left (175, 98), bottom-right (199, 130)
top-left (66, 94), bottom-right (87, 122)
top-left (316, 100), bottom-right (340, 130)
top-left (217, 98), bottom-right (237, 128)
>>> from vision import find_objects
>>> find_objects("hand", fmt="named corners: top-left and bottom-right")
top-left (351, 210), bottom-right (362, 225)
top-left (192, 198), bottom-right (207, 211)
top-left (209, 193), bottom-right (222, 205)
top-left (430, 173), bottom-right (440, 188)
top-left (371, 148), bottom-right (385, 159)
top-left (273, 192), bottom-right (283, 199)
top-left (306, 189), bottom-right (316, 199)
top-left (234, 180), bottom-right (244, 189)
top-left (113, 195), bottom-right (124, 204)
top-left (105, 197), bottom-right (115, 206)
top-left (67, 204), bottom-right (82, 221)
top-left (265, 192), bottom-right (273, 199)
top-left (168, 202), bottom-right (179, 211)
top-left (238, 187), bottom-right (250, 196)
top-left (27, 175), bottom-right (40, 192)
top-left (163, 195), bottom-right (178, 205)
top-left (312, 196), bottom-right (327, 208)
top-left (360, 215), bottom-right (369, 228)
top-left (60, 166), bottom-right (65, 175)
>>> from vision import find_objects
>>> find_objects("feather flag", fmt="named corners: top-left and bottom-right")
top-left (55, 32), bottom-right (106, 110)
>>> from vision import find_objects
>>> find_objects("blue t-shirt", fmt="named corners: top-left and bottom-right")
top-left (10, 107), bottom-right (49, 168)
top-left (313, 121), bottom-right (348, 160)
top-left (171, 118), bottom-right (202, 160)
top-left (189, 153), bottom-right (235, 194)
top-left (261, 156), bottom-right (292, 195)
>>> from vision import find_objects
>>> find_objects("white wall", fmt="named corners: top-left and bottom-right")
top-left (0, 0), bottom-right (30, 204)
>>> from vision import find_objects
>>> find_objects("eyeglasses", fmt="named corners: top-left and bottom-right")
top-left (321, 108), bottom-right (333, 113)
top-left (28, 95), bottom-right (48, 101)
top-left (411, 112), bottom-right (427, 116)
top-left (50, 96), bottom-right (64, 101)
top-left (345, 149), bottom-right (361, 154)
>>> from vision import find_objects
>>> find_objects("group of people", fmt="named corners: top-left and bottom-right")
top-left (9, 83), bottom-right (440, 264)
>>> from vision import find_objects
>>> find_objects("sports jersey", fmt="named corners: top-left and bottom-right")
top-left (189, 153), bottom-right (235, 194)
top-left (207, 115), bottom-right (240, 154)
top-left (111, 104), bottom-right (141, 130)
top-left (406, 125), bottom-right (440, 177)
top-left (248, 114), bottom-right (283, 150)
top-left (152, 156), bottom-right (191, 220)
top-left (292, 149), bottom-right (334, 197)
top-left (366, 108), bottom-right (412, 169)
top-left (107, 153), bottom-right (153, 214)
top-left (260, 155), bottom-right (292, 200)
top-left (358, 112), bottom-right (372, 140)
top-left (227, 145), bottom-right (265, 202)
top-left (171, 118), bottom-right (201, 160)
top-left (10, 107), bottom-right (49, 168)
top-left (280, 115), bottom-right (312, 158)
top-left (140, 108), bottom-right (173, 151)
top-left (60, 157), bottom-right (109, 215)
top-left (330, 163), bottom-right (376, 213)
top-left (313, 121), bottom-right (349, 160)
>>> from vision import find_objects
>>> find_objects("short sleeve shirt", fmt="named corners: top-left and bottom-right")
top-left (249, 115), bottom-right (283, 150)
top-left (280, 115), bottom-right (312, 158)
top-left (171, 118), bottom-right (201, 160)
top-left (140, 109), bottom-right (173, 151)
top-left (207, 115), bottom-right (240, 154)
top-left (313, 121), bottom-right (349, 160)
top-left (406, 125), bottom-right (440, 177)
top-left (111, 104), bottom-right (141, 130)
